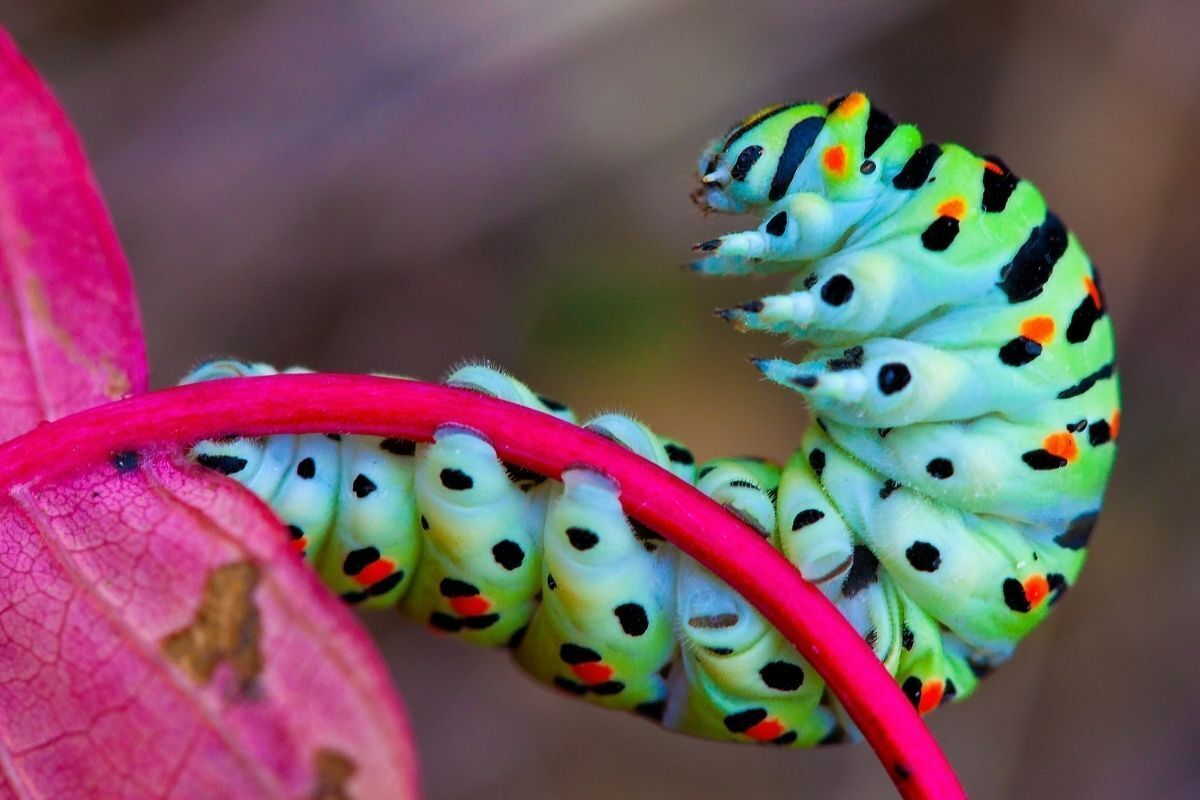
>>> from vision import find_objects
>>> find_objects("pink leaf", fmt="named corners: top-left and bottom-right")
top-left (0, 448), bottom-right (420, 798)
top-left (0, 29), bottom-right (148, 440)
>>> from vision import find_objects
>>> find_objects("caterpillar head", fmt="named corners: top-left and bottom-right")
top-left (693, 101), bottom-right (828, 214)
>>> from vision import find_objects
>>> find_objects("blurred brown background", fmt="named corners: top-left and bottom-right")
top-left (4, 1), bottom-right (1198, 797)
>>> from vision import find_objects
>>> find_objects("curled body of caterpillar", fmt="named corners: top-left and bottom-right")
top-left (185, 92), bottom-right (1118, 747)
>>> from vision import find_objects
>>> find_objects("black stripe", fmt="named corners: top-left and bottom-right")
top-left (863, 107), bottom-right (897, 158)
top-left (921, 216), bottom-right (960, 251)
top-left (1056, 362), bottom-right (1114, 399)
top-left (1021, 449), bottom-right (1067, 470)
top-left (981, 155), bottom-right (1020, 212)
top-left (1066, 292), bottom-right (1104, 344)
top-left (892, 144), bottom-right (941, 189)
top-left (769, 116), bottom-right (825, 201)
top-left (996, 213), bottom-right (1068, 303)
top-left (730, 145), bottom-right (763, 181)
top-left (722, 103), bottom-right (799, 152)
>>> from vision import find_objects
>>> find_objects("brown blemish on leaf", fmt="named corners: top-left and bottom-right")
top-left (23, 273), bottom-right (131, 399)
top-left (309, 749), bottom-right (357, 800)
top-left (162, 561), bottom-right (263, 693)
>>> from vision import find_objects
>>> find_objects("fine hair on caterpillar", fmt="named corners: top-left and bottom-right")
top-left (184, 92), bottom-right (1118, 747)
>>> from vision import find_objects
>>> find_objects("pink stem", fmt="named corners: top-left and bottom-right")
top-left (0, 374), bottom-right (964, 799)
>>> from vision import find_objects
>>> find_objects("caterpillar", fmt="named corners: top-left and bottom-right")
top-left (184, 92), bottom-right (1118, 747)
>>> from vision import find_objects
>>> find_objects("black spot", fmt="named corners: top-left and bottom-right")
top-left (765, 211), bottom-right (788, 236)
top-left (737, 299), bottom-right (764, 313)
top-left (325, 433), bottom-right (342, 441)
top-left (507, 625), bottom-right (528, 649)
top-left (439, 468), bottom-right (473, 490)
top-left (635, 701), bottom-right (666, 721)
top-left (865, 627), bottom-right (878, 649)
top-left (420, 515), bottom-right (430, 531)
top-left (286, 524), bottom-right (304, 540)
top-left (724, 708), bottom-right (768, 733)
top-left (1047, 573), bottom-right (1068, 605)
top-left (1088, 420), bottom-right (1112, 446)
top-left (981, 155), bottom-right (1020, 212)
top-left (107, 450), bottom-right (140, 473)
top-left (461, 613), bottom-right (500, 630)
top-left (860, 160), bottom-right (876, 174)
top-left (878, 363), bottom-right (911, 395)
top-left (546, 572), bottom-right (557, 590)
top-left (827, 345), bottom-right (864, 371)
top-left (1003, 578), bottom-right (1031, 612)
top-left (921, 215), bottom-right (960, 251)
top-left (1067, 419), bottom-right (1088, 433)
top-left (803, 273), bottom-right (819, 289)
top-left (492, 540), bottom-right (525, 570)
top-left (196, 453), bottom-right (245, 475)
top-left (665, 443), bottom-right (695, 465)
top-left (1066, 292), bottom-right (1104, 344)
top-left (296, 457), bottom-right (316, 479)
top-left (772, 731), bottom-right (799, 746)
top-left (730, 145), bottom-right (764, 181)
top-left (863, 106), bottom-right (897, 158)
top-left (380, 438), bottom-right (416, 456)
top-left (997, 213), bottom-right (1068, 303)
top-left (1057, 362), bottom-right (1114, 399)
top-left (352, 474), bottom-right (377, 498)
top-left (878, 427), bottom-right (893, 438)
top-left (944, 679), bottom-right (958, 702)
top-left (560, 643), bottom-right (601, 664)
top-left (341, 590), bottom-right (368, 605)
top-left (841, 545), bottom-right (879, 598)
top-left (895, 763), bottom-right (912, 781)
top-left (1056, 511), bottom-right (1098, 550)
top-left (367, 571), bottom-right (405, 596)
top-left (760, 661), bottom-right (805, 691)
top-left (769, 116), bottom-right (826, 201)
top-left (707, 647), bottom-right (734, 656)
top-left (342, 546), bottom-right (380, 576)
top-left (589, 681), bottom-right (625, 696)
top-left (879, 479), bottom-right (901, 499)
top-left (614, 603), bottom-right (649, 636)
top-left (1022, 449), bottom-right (1067, 470)
top-left (439, 578), bottom-right (479, 598)
top-left (999, 336), bottom-right (1043, 366)
top-left (902, 676), bottom-right (923, 708)
top-left (925, 458), bottom-right (954, 479)
top-left (892, 144), bottom-right (942, 189)
top-left (566, 526), bottom-right (599, 551)
top-left (820, 275), bottom-right (854, 305)
top-left (695, 239), bottom-right (721, 252)
top-left (901, 625), bottom-right (914, 651)
top-left (808, 448), bottom-right (826, 477)
top-left (537, 394), bottom-right (569, 412)
top-left (905, 541), bottom-right (942, 572)
top-left (792, 375), bottom-right (818, 388)
top-left (429, 612), bottom-right (462, 632)
top-left (553, 677), bottom-right (588, 695)
top-left (791, 509), bottom-right (825, 531)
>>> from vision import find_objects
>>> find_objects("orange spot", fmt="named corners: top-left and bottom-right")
top-left (450, 595), bottom-right (491, 617)
top-left (823, 145), bottom-right (847, 175)
top-left (983, 160), bottom-right (1004, 175)
top-left (1019, 315), bottom-right (1055, 345)
top-left (1042, 431), bottom-right (1078, 462)
top-left (918, 680), bottom-right (944, 715)
top-left (936, 197), bottom-right (967, 220)
top-left (1084, 276), bottom-right (1102, 308)
top-left (1110, 411), bottom-right (1121, 440)
top-left (571, 662), bottom-right (613, 685)
top-left (745, 718), bottom-right (787, 742)
top-left (836, 92), bottom-right (867, 117)
top-left (1023, 574), bottom-right (1050, 608)
top-left (355, 559), bottom-right (395, 587)
top-left (291, 538), bottom-right (308, 554)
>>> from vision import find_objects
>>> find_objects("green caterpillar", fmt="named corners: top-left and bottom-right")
top-left (185, 92), bottom-right (1118, 746)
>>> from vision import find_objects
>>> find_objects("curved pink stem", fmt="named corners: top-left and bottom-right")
top-left (0, 374), bottom-right (965, 799)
